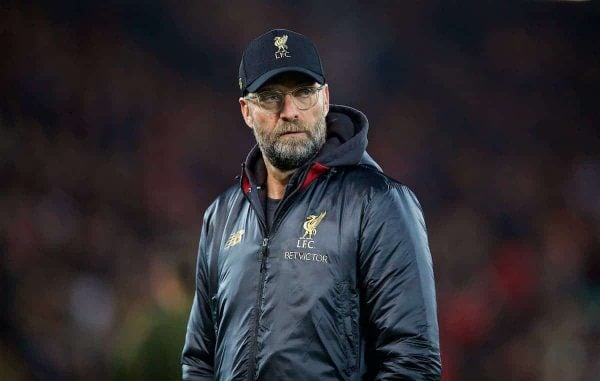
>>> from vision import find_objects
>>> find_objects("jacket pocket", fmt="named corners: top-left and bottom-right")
top-left (211, 295), bottom-right (219, 336)
top-left (336, 282), bottom-right (359, 374)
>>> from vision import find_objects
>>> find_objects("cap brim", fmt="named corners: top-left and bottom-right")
top-left (246, 67), bottom-right (325, 93)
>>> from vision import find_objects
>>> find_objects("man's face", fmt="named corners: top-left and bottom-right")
top-left (240, 73), bottom-right (330, 171)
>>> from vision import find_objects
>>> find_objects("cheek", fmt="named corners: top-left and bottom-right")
top-left (308, 105), bottom-right (326, 123)
top-left (253, 113), bottom-right (278, 132)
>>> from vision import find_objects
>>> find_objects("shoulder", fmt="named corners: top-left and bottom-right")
top-left (331, 165), bottom-right (426, 221)
top-left (203, 184), bottom-right (245, 222)
top-left (333, 165), bottom-right (418, 204)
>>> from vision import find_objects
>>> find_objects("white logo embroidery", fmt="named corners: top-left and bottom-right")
top-left (274, 35), bottom-right (291, 59)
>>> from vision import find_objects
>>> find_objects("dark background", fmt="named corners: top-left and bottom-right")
top-left (1, 1), bottom-right (599, 380)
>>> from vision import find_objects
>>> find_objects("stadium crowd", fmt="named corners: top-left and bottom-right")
top-left (0, 1), bottom-right (598, 380)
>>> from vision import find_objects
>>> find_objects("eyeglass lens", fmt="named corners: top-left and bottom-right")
top-left (255, 86), bottom-right (322, 112)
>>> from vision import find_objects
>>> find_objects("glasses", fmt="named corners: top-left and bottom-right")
top-left (245, 84), bottom-right (326, 114)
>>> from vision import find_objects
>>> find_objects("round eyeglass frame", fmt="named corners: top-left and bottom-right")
top-left (244, 84), bottom-right (326, 114)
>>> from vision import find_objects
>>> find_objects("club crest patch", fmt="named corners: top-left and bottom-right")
top-left (225, 229), bottom-right (245, 249)
top-left (300, 211), bottom-right (326, 240)
top-left (274, 35), bottom-right (290, 59)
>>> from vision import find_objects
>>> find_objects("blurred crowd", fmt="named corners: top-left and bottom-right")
top-left (1, 1), bottom-right (599, 380)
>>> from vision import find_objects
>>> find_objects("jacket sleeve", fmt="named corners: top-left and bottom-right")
top-left (359, 183), bottom-right (441, 380)
top-left (181, 212), bottom-right (216, 381)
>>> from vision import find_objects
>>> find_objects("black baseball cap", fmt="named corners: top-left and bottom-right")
top-left (238, 29), bottom-right (326, 95)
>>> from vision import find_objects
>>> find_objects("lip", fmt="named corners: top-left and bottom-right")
top-left (279, 131), bottom-right (307, 137)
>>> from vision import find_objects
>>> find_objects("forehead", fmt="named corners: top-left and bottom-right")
top-left (259, 72), bottom-right (317, 91)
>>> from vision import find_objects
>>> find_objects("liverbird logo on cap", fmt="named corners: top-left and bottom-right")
top-left (274, 35), bottom-right (290, 59)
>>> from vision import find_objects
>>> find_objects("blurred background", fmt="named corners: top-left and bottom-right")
top-left (1, 0), bottom-right (599, 380)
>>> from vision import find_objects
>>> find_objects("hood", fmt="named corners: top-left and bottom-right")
top-left (241, 104), bottom-right (381, 193)
top-left (316, 104), bottom-right (378, 168)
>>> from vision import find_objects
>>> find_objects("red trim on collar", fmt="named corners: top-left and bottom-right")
top-left (301, 163), bottom-right (330, 190)
top-left (241, 174), bottom-right (251, 193)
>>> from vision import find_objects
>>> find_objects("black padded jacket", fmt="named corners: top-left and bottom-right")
top-left (181, 105), bottom-right (441, 380)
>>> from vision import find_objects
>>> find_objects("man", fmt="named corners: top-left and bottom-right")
top-left (182, 29), bottom-right (441, 380)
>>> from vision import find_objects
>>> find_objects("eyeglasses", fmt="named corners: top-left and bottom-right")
top-left (245, 84), bottom-right (326, 114)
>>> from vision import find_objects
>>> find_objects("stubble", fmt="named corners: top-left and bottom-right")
top-left (253, 112), bottom-right (327, 171)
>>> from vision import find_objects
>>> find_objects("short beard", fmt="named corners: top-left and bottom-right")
top-left (253, 113), bottom-right (327, 171)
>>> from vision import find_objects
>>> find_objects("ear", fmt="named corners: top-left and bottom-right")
top-left (239, 97), bottom-right (254, 128)
top-left (322, 84), bottom-right (330, 116)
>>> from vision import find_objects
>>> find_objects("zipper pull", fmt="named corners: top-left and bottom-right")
top-left (260, 238), bottom-right (269, 272)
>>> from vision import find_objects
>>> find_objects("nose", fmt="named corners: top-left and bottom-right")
top-left (279, 93), bottom-right (299, 121)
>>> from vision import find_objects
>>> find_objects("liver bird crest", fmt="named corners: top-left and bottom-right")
top-left (274, 35), bottom-right (289, 54)
top-left (301, 211), bottom-right (326, 240)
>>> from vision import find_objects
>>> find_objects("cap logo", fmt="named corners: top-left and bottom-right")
top-left (239, 77), bottom-right (243, 90)
top-left (274, 35), bottom-right (290, 59)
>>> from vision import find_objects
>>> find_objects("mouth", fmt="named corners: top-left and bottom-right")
top-left (277, 131), bottom-right (308, 140)
top-left (280, 131), bottom-right (307, 136)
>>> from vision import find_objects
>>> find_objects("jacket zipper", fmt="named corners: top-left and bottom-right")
top-left (246, 187), bottom-right (304, 380)
top-left (247, 236), bottom-right (269, 381)
top-left (242, 163), bottom-right (328, 380)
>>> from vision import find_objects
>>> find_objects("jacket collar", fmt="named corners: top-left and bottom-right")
top-left (240, 104), bottom-right (380, 195)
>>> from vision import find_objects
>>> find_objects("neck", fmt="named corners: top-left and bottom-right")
top-left (263, 156), bottom-right (296, 199)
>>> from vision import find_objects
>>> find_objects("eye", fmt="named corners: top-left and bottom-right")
top-left (294, 87), bottom-right (314, 98)
top-left (259, 92), bottom-right (281, 103)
